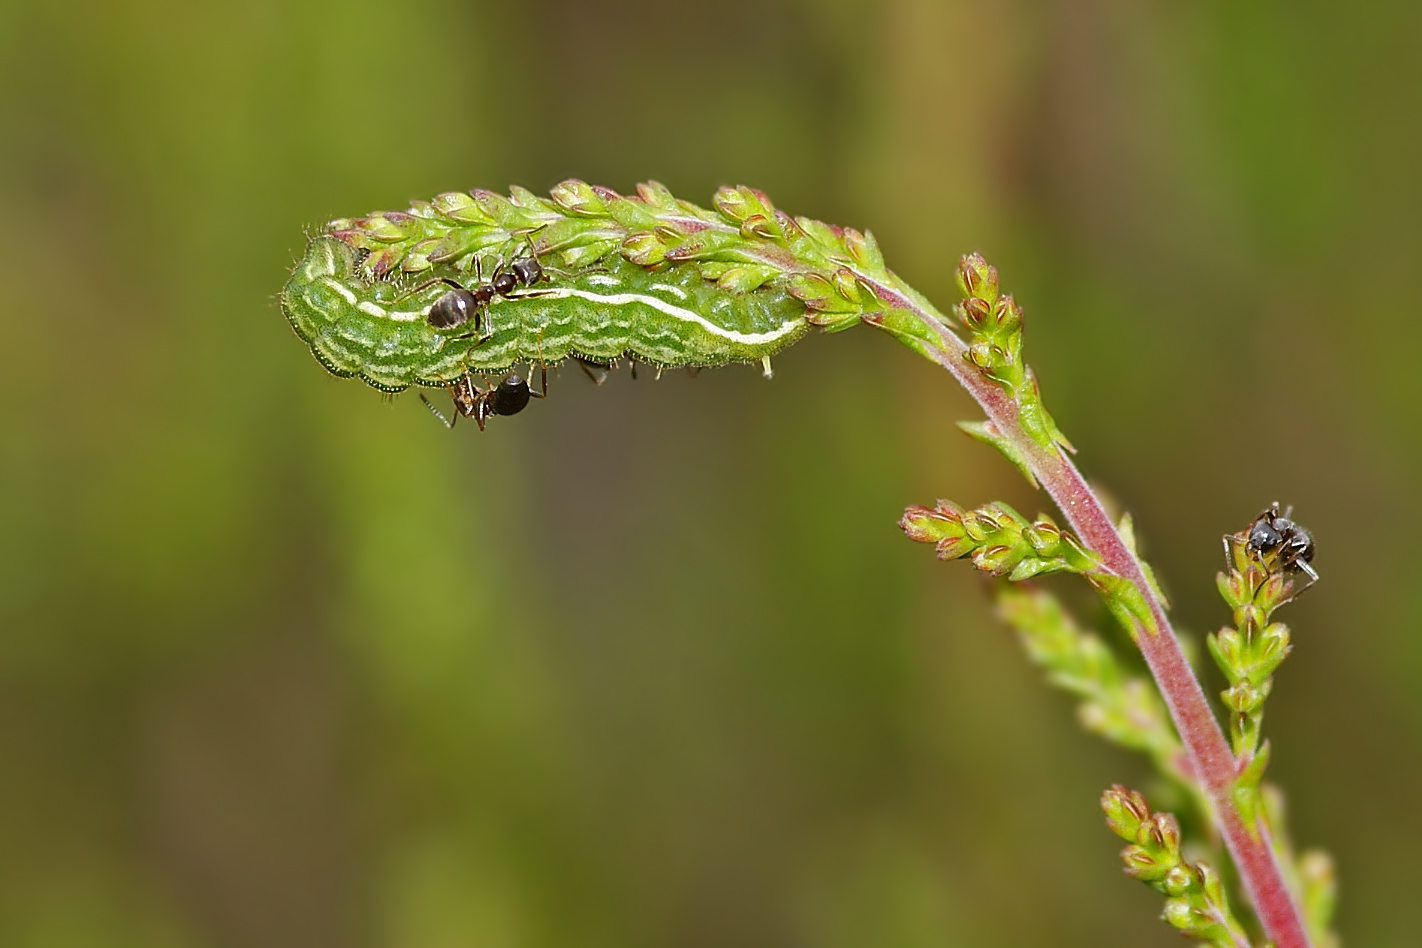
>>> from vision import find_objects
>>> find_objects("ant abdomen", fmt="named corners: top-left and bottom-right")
top-left (426, 288), bottom-right (480, 330)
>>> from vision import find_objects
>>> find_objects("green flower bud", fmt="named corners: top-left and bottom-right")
top-left (1077, 702), bottom-right (1109, 734)
top-left (1162, 864), bottom-right (1195, 897)
top-left (469, 189), bottom-right (520, 226)
top-left (1139, 812), bottom-right (1181, 857)
top-left (713, 185), bottom-right (756, 223)
top-left (1301, 848), bottom-right (1337, 935)
top-left (993, 295), bottom-right (1023, 332)
top-left (842, 227), bottom-right (884, 270)
top-left (831, 267), bottom-right (863, 303)
top-left (933, 535), bottom-right (974, 560)
top-left (603, 193), bottom-right (661, 230)
top-left (959, 510), bottom-right (994, 543)
top-left (715, 264), bottom-right (777, 293)
top-left (793, 215), bottom-right (840, 248)
top-left (363, 246), bottom-right (402, 277)
top-left (549, 179), bottom-right (607, 216)
top-left (785, 272), bottom-right (841, 311)
top-left (1024, 518), bottom-right (1063, 555)
top-left (739, 213), bottom-right (782, 242)
top-left (1122, 845), bottom-right (1173, 883)
top-left (1217, 569), bottom-right (1248, 606)
top-left (1160, 897), bottom-right (1195, 930)
top-left (1208, 627), bottom-right (1244, 677)
top-left (1238, 602), bottom-right (1267, 631)
top-left (957, 296), bottom-right (993, 330)
top-left (956, 252), bottom-right (999, 304)
top-left (966, 341), bottom-right (998, 370)
top-left (1101, 785), bottom-right (1150, 840)
top-left (1259, 572), bottom-right (1296, 609)
top-left (1006, 557), bottom-right (1054, 581)
top-left (561, 239), bottom-right (620, 269)
top-left (1224, 680), bottom-right (1268, 714)
top-left (1249, 623), bottom-right (1291, 680)
top-left (775, 211), bottom-right (806, 241)
top-left (634, 180), bottom-right (678, 209)
top-left (430, 191), bottom-right (491, 223)
top-left (899, 503), bottom-right (965, 545)
top-left (621, 231), bottom-right (667, 266)
top-left (362, 213), bottom-right (408, 241)
top-left (972, 543), bottom-right (1026, 576)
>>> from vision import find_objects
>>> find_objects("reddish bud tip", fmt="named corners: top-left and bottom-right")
top-left (993, 295), bottom-right (1023, 331)
top-left (956, 253), bottom-right (999, 304)
top-left (713, 186), bottom-right (754, 222)
top-left (958, 297), bottom-right (993, 330)
top-left (1101, 785), bottom-right (1151, 839)
top-left (550, 179), bottom-right (607, 216)
top-left (621, 232), bottom-right (667, 266)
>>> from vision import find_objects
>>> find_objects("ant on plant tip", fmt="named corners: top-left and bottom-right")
top-left (1227, 502), bottom-right (1319, 595)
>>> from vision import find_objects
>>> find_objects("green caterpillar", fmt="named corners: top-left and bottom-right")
top-left (281, 236), bottom-right (811, 393)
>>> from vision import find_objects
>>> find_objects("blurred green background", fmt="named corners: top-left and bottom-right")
top-left (2, 1), bottom-right (1418, 945)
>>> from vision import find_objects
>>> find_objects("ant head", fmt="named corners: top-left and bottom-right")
top-left (1247, 515), bottom-right (1284, 557)
top-left (510, 257), bottom-right (543, 285)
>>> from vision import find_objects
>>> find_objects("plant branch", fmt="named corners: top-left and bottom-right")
top-left (861, 270), bottom-right (1313, 948)
top-left (295, 182), bottom-right (1319, 946)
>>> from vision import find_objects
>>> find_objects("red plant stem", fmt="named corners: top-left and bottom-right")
top-left (861, 286), bottom-right (1313, 948)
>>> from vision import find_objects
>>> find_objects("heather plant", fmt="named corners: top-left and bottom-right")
top-left (282, 181), bottom-right (1337, 948)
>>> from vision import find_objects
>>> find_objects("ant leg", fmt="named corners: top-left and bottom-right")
top-left (528, 332), bottom-right (548, 399)
top-left (475, 374), bottom-right (499, 431)
top-left (463, 255), bottom-right (492, 343)
top-left (525, 229), bottom-right (603, 281)
top-left (510, 225), bottom-right (547, 260)
top-left (447, 298), bottom-right (496, 347)
top-left (466, 252), bottom-right (497, 341)
top-left (1275, 562), bottom-right (1319, 606)
top-left (395, 276), bottom-right (466, 304)
top-left (419, 391), bottom-right (457, 429)
top-left (539, 261), bottom-right (590, 281)
top-left (575, 357), bottom-right (610, 385)
top-left (510, 224), bottom-right (605, 281)
top-left (449, 325), bottom-right (495, 348)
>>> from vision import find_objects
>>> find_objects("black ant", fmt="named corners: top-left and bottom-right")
top-left (419, 363), bottom-right (547, 431)
top-left (401, 244), bottom-right (554, 338)
top-left (426, 255), bottom-right (548, 334)
top-left (1227, 502), bottom-right (1318, 593)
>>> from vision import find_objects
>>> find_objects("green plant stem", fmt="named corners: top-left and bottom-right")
top-left (860, 276), bottom-right (1313, 948)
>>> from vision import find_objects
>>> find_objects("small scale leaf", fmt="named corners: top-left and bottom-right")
top-left (957, 421), bottom-right (1039, 488)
